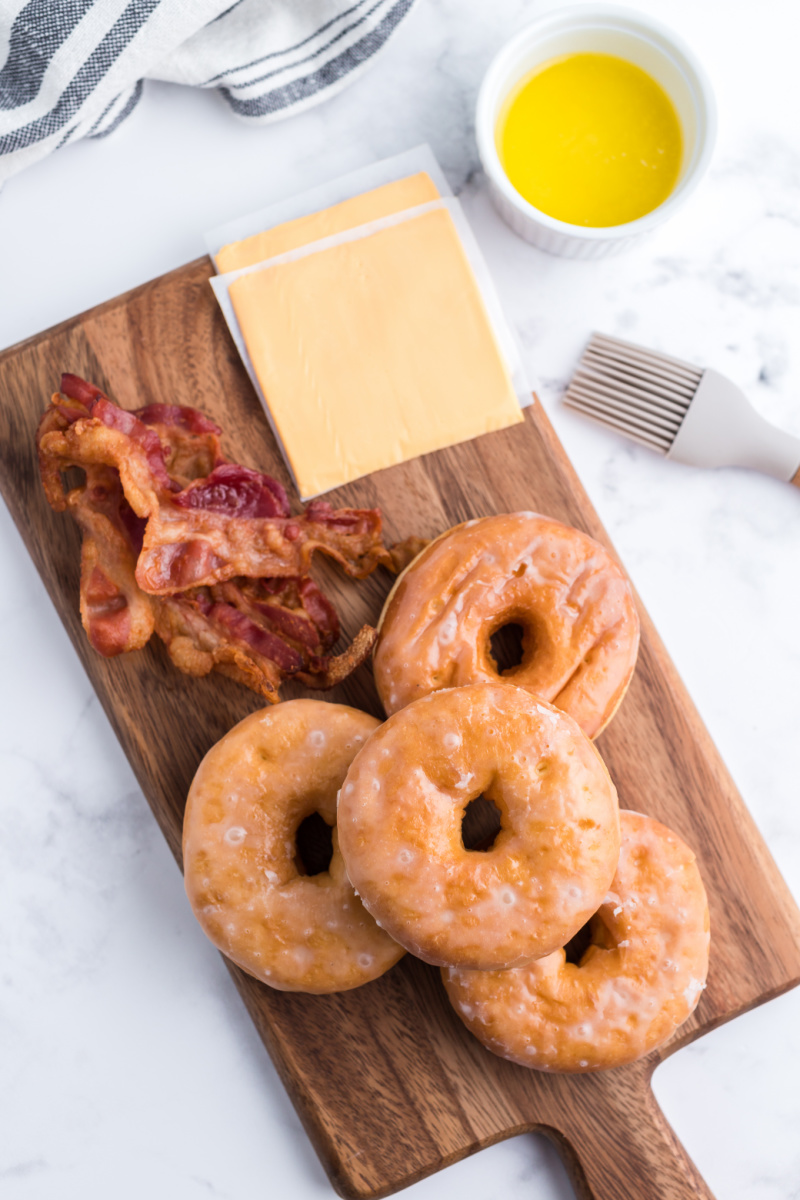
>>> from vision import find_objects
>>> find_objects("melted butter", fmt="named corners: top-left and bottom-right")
top-left (497, 52), bottom-right (683, 227)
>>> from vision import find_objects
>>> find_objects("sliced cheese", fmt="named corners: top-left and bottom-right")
top-left (217, 172), bottom-right (440, 273)
top-left (228, 206), bottom-right (523, 498)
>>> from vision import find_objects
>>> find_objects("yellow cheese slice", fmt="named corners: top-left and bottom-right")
top-left (229, 207), bottom-right (523, 498)
top-left (217, 172), bottom-right (440, 273)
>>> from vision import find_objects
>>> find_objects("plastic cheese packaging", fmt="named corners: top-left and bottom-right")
top-left (205, 145), bottom-right (454, 266)
top-left (215, 172), bottom-right (441, 273)
top-left (208, 148), bottom-right (531, 499)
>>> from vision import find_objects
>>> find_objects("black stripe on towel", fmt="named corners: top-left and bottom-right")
top-left (225, 0), bottom-right (388, 92)
top-left (201, 0), bottom-right (372, 86)
top-left (222, 0), bottom-right (413, 114)
top-left (0, 0), bottom-right (95, 110)
top-left (90, 77), bottom-right (144, 138)
top-left (0, 0), bottom-right (160, 154)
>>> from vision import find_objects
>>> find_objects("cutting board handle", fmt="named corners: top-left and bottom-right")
top-left (540, 1061), bottom-right (716, 1200)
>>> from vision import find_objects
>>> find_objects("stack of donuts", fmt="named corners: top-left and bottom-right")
top-left (183, 513), bottom-right (710, 1073)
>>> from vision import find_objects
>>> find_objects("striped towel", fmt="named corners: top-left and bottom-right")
top-left (0, 0), bottom-right (418, 186)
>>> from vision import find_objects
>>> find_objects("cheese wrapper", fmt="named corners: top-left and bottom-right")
top-left (205, 144), bottom-right (453, 268)
top-left (216, 172), bottom-right (440, 273)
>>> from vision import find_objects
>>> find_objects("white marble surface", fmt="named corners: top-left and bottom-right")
top-left (2, 1), bottom-right (800, 1196)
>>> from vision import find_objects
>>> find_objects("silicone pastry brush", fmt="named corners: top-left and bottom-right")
top-left (564, 333), bottom-right (800, 485)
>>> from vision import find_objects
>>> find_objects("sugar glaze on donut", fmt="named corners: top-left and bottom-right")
top-left (374, 513), bottom-right (640, 738)
top-left (183, 700), bottom-right (404, 993)
top-left (337, 684), bottom-right (620, 971)
top-left (442, 810), bottom-right (710, 1071)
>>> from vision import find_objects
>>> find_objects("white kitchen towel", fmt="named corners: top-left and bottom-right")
top-left (0, 0), bottom-right (418, 186)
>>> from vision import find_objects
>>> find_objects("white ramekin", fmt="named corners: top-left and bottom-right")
top-left (476, 5), bottom-right (717, 258)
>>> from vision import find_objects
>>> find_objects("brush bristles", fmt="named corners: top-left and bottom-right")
top-left (564, 333), bottom-right (703, 454)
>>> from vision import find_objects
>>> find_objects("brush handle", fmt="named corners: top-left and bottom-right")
top-left (669, 370), bottom-right (800, 482)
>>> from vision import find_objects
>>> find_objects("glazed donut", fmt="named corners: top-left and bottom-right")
top-left (337, 684), bottom-right (620, 971)
top-left (442, 810), bottom-right (710, 1072)
top-left (373, 512), bottom-right (640, 738)
top-left (183, 699), bottom-right (404, 993)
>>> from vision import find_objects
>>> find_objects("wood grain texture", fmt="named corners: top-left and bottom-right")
top-left (2, 256), bottom-right (800, 1200)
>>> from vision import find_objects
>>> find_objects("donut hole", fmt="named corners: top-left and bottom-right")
top-left (564, 919), bottom-right (594, 965)
top-left (564, 911), bottom-right (615, 965)
top-left (294, 812), bottom-right (334, 877)
top-left (461, 795), bottom-right (502, 852)
top-left (489, 622), bottom-right (527, 675)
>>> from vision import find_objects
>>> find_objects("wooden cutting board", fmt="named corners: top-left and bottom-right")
top-left (2, 257), bottom-right (799, 1200)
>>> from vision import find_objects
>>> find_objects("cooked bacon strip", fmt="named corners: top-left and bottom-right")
top-left (40, 379), bottom-right (224, 511)
top-left (36, 407), bottom-right (75, 512)
top-left (51, 379), bottom-right (224, 468)
top-left (153, 579), bottom-right (375, 702)
top-left (35, 375), bottom-right (403, 700)
top-left (206, 602), bottom-right (305, 673)
top-left (297, 623), bottom-right (378, 689)
top-left (67, 468), bottom-right (155, 656)
top-left (136, 473), bottom-right (390, 594)
top-left (213, 577), bottom-right (339, 653)
top-left (152, 589), bottom-right (287, 700)
top-left (36, 382), bottom-right (156, 654)
top-left (38, 400), bottom-right (174, 517)
top-left (136, 405), bottom-right (225, 485)
top-left (173, 463), bottom-right (289, 519)
top-left (58, 376), bottom-right (119, 426)
top-left (293, 576), bottom-right (339, 644)
top-left (38, 381), bottom-right (393, 594)
top-left (59, 373), bottom-right (179, 495)
top-left (136, 404), bottom-right (221, 436)
top-left (60, 373), bottom-right (104, 407)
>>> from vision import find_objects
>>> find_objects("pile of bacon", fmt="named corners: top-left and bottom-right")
top-left (36, 374), bottom-right (419, 702)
